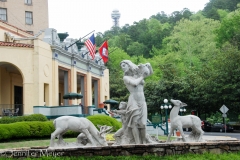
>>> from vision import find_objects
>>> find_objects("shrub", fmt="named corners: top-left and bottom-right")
top-left (87, 115), bottom-right (122, 132)
top-left (0, 115), bottom-right (122, 141)
top-left (0, 114), bottom-right (48, 124)
top-left (0, 121), bottom-right (54, 141)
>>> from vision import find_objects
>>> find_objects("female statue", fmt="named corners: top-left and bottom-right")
top-left (119, 60), bottom-right (153, 144)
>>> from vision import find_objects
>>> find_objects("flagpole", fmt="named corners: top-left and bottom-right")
top-left (97, 58), bottom-right (102, 62)
top-left (108, 48), bottom-right (118, 54)
top-left (97, 38), bottom-right (108, 48)
top-left (82, 51), bottom-right (89, 56)
top-left (82, 50), bottom-right (98, 57)
top-left (66, 30), bottom-right (95, 49)
top-left (82, 38), bottom-right (109, 57)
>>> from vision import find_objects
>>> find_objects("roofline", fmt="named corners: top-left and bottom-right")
top-left (0, 20), bottom-right (34, 37)
top-left (0, 41), bottom-right (34, 48)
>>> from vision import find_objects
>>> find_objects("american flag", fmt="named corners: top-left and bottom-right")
top-left (84, 34), bottom-right (96, 59)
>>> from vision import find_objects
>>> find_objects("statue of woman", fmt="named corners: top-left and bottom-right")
top-left (120, 60), bottom-right (153, 144)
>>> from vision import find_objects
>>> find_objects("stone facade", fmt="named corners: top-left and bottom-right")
top-left (0, 141), bottom-right (239, 158)
top-left (0, 20), bottom-right (110, 116)
top-left (0, 0), bottom-right (49, 34)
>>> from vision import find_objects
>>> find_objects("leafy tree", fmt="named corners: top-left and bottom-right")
top-left (215, 9), bottom-right (240, 49)
top-left (95, 32), bottom-right (105, 47)
top-left (106, 48), bottom-right (131, 102)
top-left (108, 34), bottom-right (132, 51)
top-left (126, 42), bottom-right (146, 57)
top-left (202, 0), bottom-right (240, 20)
top-left (163, 18), bottom-right (220, 68)
top-left (204, 43), bottom-right (240, 120)
top-left (206, 112), bottom-right (229, 124)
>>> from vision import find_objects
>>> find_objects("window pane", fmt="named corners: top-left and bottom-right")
top-left (25, 11), bottom-right (33, 24)
top-left (25, 0), bottom-right (32, 4)
top-left (0, 8), bottom-right (7, 21)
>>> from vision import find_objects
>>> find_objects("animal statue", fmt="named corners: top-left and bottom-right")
top-left (77, 125), bottom-right (113, 146)
top-left (49, 116), bottom-right (110, 147)
top-left (166, 99), bottom-right (204, 142)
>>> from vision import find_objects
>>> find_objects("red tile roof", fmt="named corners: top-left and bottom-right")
top-left (0, 20), bottom-right (34, 36)
top-left (0, 41), bottom-right (34, 48)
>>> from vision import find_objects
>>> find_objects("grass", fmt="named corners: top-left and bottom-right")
top-left (0, 136), bottom-right (239, 159)
top-left (0, 135), bottom-right (173, 149)
top-left (0, 138), bottom-right (76, 149)
top-left (0, 152), bottom-right (238, 160)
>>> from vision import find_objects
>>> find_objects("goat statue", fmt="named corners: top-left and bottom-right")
top-left (167, 99), bottom-right (204, 142)
top-left (50, 116), bottom-right (112, 147)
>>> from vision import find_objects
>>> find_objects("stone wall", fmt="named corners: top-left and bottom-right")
top-left (0, 141), bottom-right (240, 158)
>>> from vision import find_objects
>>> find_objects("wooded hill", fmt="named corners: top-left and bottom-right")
top-left (96, 0), bottom-right (240, 121)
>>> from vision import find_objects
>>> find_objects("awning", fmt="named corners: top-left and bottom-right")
top-left (103, 99), bottom-right (119, 105)
top-left (63, 92), bottom-right (83, 99)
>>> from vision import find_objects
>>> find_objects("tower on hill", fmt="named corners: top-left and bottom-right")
top-left (111, 9), bottom-right (121, 27)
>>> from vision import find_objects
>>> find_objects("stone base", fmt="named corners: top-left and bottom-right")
top-left (0, 140), bottom-right (239, 158)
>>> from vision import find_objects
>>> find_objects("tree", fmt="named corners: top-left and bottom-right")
top-left (215, 9), bottom-right (240, 49)
top-left (163, 18), bottom-right (220, 68)
top-left (126, 42), bottom-right (146, 57)
top-left (202, 0), bottom-right (240, 20)
top-left (207, 112), bottom-right (229, 124)
top-left (106, 48), bottom-right (131, 102)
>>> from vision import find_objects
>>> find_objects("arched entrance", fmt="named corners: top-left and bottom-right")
top-left (0, 62), bottom-right (24, 116)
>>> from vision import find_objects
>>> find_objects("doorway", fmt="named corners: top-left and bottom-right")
top-left (14, 86), bottom-right (23, 116)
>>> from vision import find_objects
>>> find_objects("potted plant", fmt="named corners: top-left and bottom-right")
top-left (176, 129), bottom-right (181, 137)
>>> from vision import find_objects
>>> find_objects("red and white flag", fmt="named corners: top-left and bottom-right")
top-left (98, 41), bottom-right (108, 63)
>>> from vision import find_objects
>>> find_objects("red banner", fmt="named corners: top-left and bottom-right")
top-left (98, 41), bottom-right (108, 63)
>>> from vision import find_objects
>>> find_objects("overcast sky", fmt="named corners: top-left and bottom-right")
top-left (48, 0), bottom-right (210, 39)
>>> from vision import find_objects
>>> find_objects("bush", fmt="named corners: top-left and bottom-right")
top-left (0, 114), bottom-right (48, 124)
top-left (87, 115), bottom-right (122, 132)
top-left (0, 115), bottom-right (122, 141)
top-left (0, 121), bottom-right (54, 141)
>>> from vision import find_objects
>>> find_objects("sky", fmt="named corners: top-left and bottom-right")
top-left (48, 0), bottom-right (210, 39)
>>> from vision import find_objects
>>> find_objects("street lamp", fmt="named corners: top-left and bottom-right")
top-left (160, 99), bottom-right (172, 135)
top-left (179, 107), bottom-right (186, 116)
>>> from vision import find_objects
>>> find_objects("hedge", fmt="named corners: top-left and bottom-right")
top-left (87, 115), bottom-right (122, 132)
top-left (0, 121), bottom-right (53, 141)
top-left (0, 114), bottom-right (48, 124)
top-left (0, 115), bottom-right (122, 141)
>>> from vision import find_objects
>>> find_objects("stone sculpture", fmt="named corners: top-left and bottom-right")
top-left (167, 99), bottom-right (204, 142)
top-left (111, 102), bottom-right (128, 145)
top-left (111, 60), bottom-right (155, 145)
top-left (49, 116), bottom-right (111, 147)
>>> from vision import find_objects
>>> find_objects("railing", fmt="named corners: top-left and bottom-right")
top-left (0, 104), bottom-right (23, 116)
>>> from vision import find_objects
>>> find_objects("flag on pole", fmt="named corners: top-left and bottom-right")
top-left (98, 41), bottom-right (108, 63)
top-left (84, 34), bottom-right (96, 59)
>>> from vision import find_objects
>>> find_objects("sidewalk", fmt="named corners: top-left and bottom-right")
top-left (202, 135), bottom-right (238, 141)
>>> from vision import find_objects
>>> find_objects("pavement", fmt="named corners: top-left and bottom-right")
top-left (202, 135), bottom-right (238, 141)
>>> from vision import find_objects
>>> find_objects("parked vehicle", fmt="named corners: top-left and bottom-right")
top-left (201, 120), bottom-right (212, 132)
top-left (183, 127), bottom-right (192, 132)
top-left (183, 120), bottom-right (212, 132)
top-left (211, 123), bottom-right (234, 132)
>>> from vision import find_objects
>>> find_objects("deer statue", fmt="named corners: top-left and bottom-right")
top-left (50, 116), bottom-right (112, 147)
top-left (166, 99), bottom-right (204, 142)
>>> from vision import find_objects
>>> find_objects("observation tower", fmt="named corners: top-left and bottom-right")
top-left (111, 9), bottom-right (121, 27)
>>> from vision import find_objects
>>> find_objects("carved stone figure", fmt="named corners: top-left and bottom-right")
top-left (167, 99), bottom-right (204, 142)
top-left (111, 101), bottom-right (159, 145)
top-left (111, 102), bottom-right (128, 145)
top-left (77, 125), bottom-right (112, 146)
top-left (49, 116), bottom-right (111, 147)
top-left (113, 60), bottom-right (153, 144)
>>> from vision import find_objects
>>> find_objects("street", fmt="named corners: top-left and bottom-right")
top-left (184, 131), bottom-right (240, 140)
